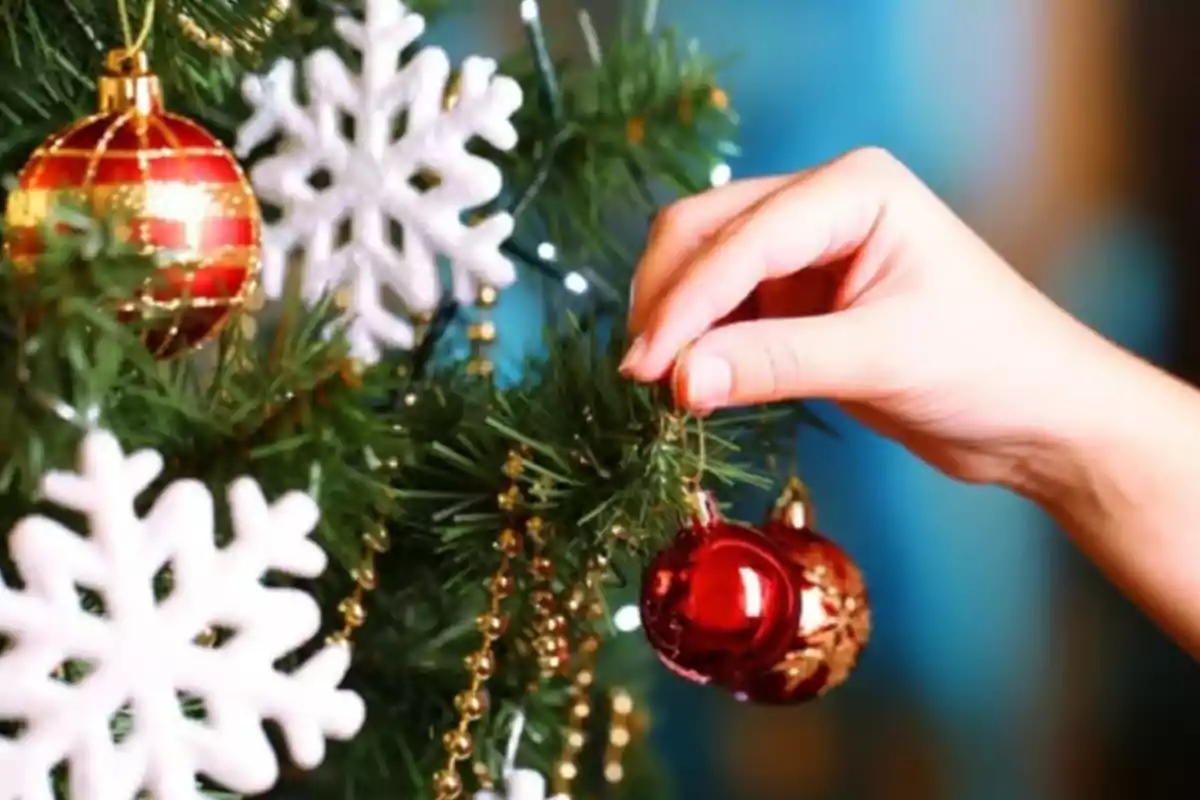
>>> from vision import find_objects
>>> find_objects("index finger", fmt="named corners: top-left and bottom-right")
top-left (628, 174), bottom-right (794, 335)
top-left (622, 149), bottom-right (892, 382)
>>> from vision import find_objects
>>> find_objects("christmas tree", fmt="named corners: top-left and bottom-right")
top-left (0, 1), bottom-right (841, 798)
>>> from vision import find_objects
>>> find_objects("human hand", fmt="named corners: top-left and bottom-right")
top-left (620, 148), bottom-right (1127, 489)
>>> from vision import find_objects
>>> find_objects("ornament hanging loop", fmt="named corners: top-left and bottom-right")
top-left (116, 0), bottom-right (158, 57)
top-left (103, 0), bottom-right (161, 115)
top-left (669, 343), bottom-right (711, 526)
top-left (774, 475), bottom-right (814, 530)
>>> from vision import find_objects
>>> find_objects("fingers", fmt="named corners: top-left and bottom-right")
top-left (628, 174), bottom-right (795, 334)
top-left (623, 148), bottom-right (898, 382)
top-left (674, 312), bottom-right (891, 411)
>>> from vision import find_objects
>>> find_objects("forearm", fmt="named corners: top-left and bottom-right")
top-left (1014, 346), bottom-right (1200, 657)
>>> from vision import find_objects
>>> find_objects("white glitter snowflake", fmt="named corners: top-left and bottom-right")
top-left (0, 429), bottom-right (365, 800)
top-left (236, 0), bottom-right (524, 362)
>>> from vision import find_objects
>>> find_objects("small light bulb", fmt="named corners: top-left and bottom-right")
top-left (710, 162), bottom-right (732, 186)
top-left (537, 241), bottom-right (558, 261)
top-left (563, 271), bottom-right (589, 295)
top-left (613, 604), bottom-right (641, 632)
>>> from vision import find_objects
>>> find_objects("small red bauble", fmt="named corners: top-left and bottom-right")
top-left (640, 491), bottom-right (799, 688)
top-left (2, 49), bottom-right (261, 358)
top-left (739, 478), bottom-right (872, 705)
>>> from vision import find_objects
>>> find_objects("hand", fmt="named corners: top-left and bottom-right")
top-left (620, 147), bottom-right (1124, 488)
top-left (622, 147), bottom-right (1200, 658)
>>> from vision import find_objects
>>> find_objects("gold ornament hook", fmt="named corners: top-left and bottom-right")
top-left (774, 475), bottom-right (814, 530)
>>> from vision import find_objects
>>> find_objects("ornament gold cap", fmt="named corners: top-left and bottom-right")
top-left (98, 49), bottom-right (162, 115)
top-left (773, 476), bottom-right (814, 530)
top-left (686, 487), bottom-right (718, 528)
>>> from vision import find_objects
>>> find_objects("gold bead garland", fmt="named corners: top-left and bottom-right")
top-left (178, 0), bottom-right (291, 57)
top-left (551, 554), bottom-right (609, 797)
top-left (196, 519), bottom-right (386, 657)
top-left (472, 761), bottom-right (495, 793)
top-left (432, 449), bottom-right (526, 799)
top-left (327, 522), bottom-right (391, 646)
top-left (526, 518), bottom-right (570, 680)
top-left (603, 689), bottom-right (634, 785)
top-left (466, 285), bottom-right (498, 377)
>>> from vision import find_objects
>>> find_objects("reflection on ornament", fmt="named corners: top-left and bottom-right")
top-left (2, 49), bottom-right (261, 357)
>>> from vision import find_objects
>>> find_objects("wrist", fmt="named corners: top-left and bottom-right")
top-left (997, 318), bottom-right (1137, 508)
top-left (1004, 336), bottom-right (1193, 522)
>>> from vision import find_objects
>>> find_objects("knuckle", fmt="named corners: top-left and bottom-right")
top-left (847, 145), bottom-right (896, 170)
top-left (730, 335), bottom-right (799, 403)
top-left (766, 339), bottom-right (802, 397)
top-left (840, 146), bottom-right (907, 184)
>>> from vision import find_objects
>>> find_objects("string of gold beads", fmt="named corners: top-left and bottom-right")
top-left (526, 517), bottom-right (570, 680)
top-left (472, 762), bottom-right (495, 793)
top-left (177, 0), bottom-right (291, 57)
top-left (432, 449), bottom-right (526, 799)
top-left (327, 522), bottom-right (391, 646)
top-left (603, 689), bottom-right (635, 785)
top-left (195, 520), bottom-right (389, 653)
top-left (551, 554), bottom-right (610, 797)
top-left (466, 285), bottom-right (498, 377)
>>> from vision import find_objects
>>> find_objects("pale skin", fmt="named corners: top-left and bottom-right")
top-left (620, 147), bottom-right (1200, 660)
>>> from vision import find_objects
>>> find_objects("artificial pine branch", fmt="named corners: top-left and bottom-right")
top-left (498, 22), bottom-right (736, 270)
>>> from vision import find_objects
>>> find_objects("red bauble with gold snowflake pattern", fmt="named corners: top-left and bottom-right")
top-left (2, 49), bottom-right (261, 358)
top-left (738, 478), bottom-right (872, 705)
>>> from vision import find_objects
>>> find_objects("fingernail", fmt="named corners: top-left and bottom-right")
top-left (684, 355), bottom-right (733, 410)
top-left (619, 335), bottom-right (647, 375)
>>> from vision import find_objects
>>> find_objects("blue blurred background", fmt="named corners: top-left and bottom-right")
top-left (444, 1), bottom-right (1200, 797)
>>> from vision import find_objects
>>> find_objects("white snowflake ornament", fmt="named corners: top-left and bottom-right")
top-left (237, 0), bottom-right (524, 363)
top-left (0, 429), bottom-right (365, 800)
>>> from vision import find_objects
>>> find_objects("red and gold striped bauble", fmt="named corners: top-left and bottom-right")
top-left (3, 49), bottom-right (261, 357)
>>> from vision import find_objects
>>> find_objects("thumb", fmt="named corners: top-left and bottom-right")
top-left (675, 312), bottom-right (890, 411)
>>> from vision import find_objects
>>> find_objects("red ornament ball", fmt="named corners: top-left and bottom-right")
top-left (2, 50), bottom-right (261, 358)
top-left (739, 480), bottom-right (872, 705)
top-left (640, 491), bottom-right (799, 688)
